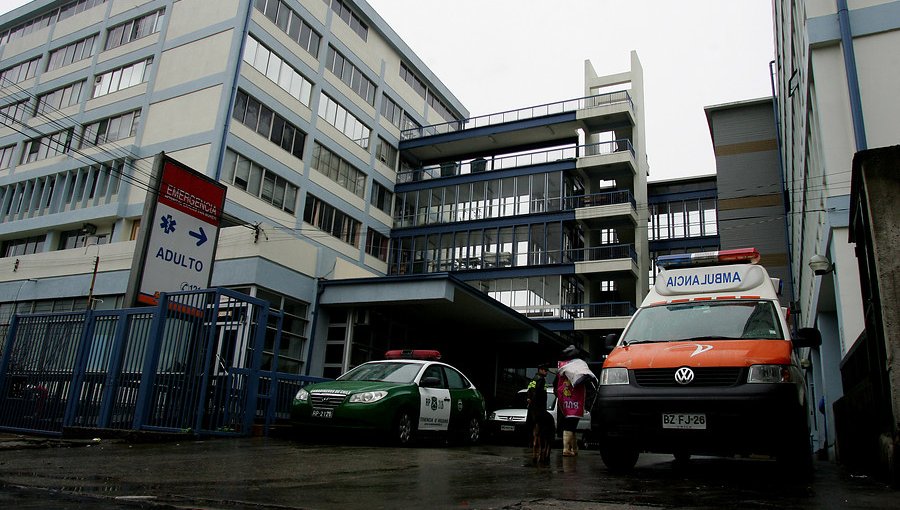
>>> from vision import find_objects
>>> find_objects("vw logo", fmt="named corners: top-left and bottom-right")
top-left (674, 367), bottom-right (695, 385)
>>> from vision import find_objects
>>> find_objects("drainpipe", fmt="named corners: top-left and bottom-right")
top-left (836, 0), bottom-right (867, 151)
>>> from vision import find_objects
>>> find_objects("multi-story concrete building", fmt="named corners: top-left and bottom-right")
top-left (772, 0), bottom-right (900, 474)
top-left (0, 1), bottom-right (649, 401)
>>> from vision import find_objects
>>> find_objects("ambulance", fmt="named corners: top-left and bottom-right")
top-left (594, 248), bottom-right (821, 473)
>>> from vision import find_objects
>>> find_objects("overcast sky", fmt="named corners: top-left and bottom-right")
top-left (1, 0), bottom-right (776, 181)
top-left (366, 0), bottom-right (776, 181)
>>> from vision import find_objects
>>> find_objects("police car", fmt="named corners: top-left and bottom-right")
top-left (291, 350), bottom-right (486, 445)
top-left (594, 248), bottom-right (821, 473)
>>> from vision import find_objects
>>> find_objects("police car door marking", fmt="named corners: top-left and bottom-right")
top-left (691, 344), bottom-right (713, 357)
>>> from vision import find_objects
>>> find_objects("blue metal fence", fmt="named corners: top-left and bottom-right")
top-left (0, 288), bottom-right (325, 437)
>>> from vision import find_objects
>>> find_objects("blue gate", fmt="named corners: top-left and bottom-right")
top-left (0, 288), bottom-right (325, 437)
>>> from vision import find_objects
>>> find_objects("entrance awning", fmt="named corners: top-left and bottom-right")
top-left (318, 273), bottom-right (567, 367)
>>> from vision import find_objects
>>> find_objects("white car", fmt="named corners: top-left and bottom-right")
top-left (486, 388), bottom-right (592, 446)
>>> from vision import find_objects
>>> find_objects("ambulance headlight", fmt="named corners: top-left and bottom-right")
top-left (747, 365), bottom-right (792, 383)
top-left (599, 367), bottom-right (629, 385)
top-left (349, 391), bottom-right (388, 403)
top-left (294, 388), bottom-right (309, 402)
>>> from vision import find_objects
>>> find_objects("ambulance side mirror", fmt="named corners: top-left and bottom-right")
top-left (793, 328), bottom-right (822, 348)
top-left (603, 333), bottom-right (619, 353)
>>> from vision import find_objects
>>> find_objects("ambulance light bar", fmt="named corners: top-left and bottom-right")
top-left (657, 248), bottom-right (760, 270)
top-left (384, 349), bottom-right (442, 361)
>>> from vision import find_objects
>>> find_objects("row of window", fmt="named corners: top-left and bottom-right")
top-left (253, 0), bottom-right (321, 59)
top-left (3, 64), bottom-right (143, 134)
top-left (390, 221), bottom-right (577, 274)
top-left (399, 62), bottom-right (457, 123)
top-left (3, 8), bottom-right (161, 85)
top-left (222, 149), bottom-right (298, 214)
top-left (303, 194), bottom-right (361, 247)
top-left (81, 110), bottom-right (140, 148)
top-left (243, 34), bottom-right (314, 107)
top-left (323, 0), bottom-right (368, 41)
top-left (105, 9), bottom-right (164, 51)
top-left (318, 93), bottom-right (370, 149)
top-left (370, 181), bottom-right (392, 215)
top-left (380, 94), bottom-right (420, 132)
top-left (393, 171), bottom-right (578, 228)
top-left (0, 57), bottom-right (41, 86)
top-left (648, 199), bottom-right (718, 240)
top-left (12, 108), bottom-right (139, 165)
top-left (3, 229), bottom-right (109, 257)
top-left (233, 90), bottom-right (307, 161)
top-left (46, 34), bottom-right (97, 72)
top-left (91, 57), bottom-right (152, 99)
top-left (365, 228), bottom-right (388, 261)
top-left (0, 0), bottom-right (107, 45)
top-left (325, 45), bottom-right (376, 106)
top-left (311, 142), bottom-right (366, 198)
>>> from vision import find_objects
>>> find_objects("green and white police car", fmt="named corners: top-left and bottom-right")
top-left (291, 350), bottom-right (486, 445)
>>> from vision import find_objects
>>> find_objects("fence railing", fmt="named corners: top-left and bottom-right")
top-left (401, 90), bottom-right (633, 141)
top-left (397, 139), bottom-right (634, 183)
top-left (568, 243), bottom-right (637, 263)
top-left (0, 288), bottom-right (322, 438)
top-left (561, 302), bottom-right (636, 319)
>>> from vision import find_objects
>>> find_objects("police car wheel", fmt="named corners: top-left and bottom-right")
top-left (394, 410), bottom-right (415, 445)
top-left (465, 417), bottom-right (481, 444)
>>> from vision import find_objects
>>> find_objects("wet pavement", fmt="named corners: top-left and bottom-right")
top-left (0, 433), bottom-right (895, 509)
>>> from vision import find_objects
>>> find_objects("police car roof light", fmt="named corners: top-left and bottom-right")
top-left (384, 349), bottom-right (442, 361)
top-left (657, 248), bottom-right (760, 270)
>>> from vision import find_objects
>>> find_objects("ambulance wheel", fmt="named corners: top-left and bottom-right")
top-left (393, 409), bottom-right (415, 446)
top-left (673, 451), bottom-right (691, 465)
top-left (600, 442), bottom-right (639, 472)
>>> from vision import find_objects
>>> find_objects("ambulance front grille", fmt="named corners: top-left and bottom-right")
top-left (634, 367), bottom-right (744, 387)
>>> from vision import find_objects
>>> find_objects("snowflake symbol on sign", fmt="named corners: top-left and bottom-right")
top-left (159, 214), bottom-right (177, 234)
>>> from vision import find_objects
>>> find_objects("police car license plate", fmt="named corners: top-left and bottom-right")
top-left (662, 413), bottom-right (706, 429)
top-left (312, 409), bottom-right (333, 419)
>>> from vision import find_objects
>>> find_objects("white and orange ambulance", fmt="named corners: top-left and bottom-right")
top-left (594, 248), bottom-right (821, 473)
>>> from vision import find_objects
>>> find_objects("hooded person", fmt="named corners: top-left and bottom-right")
top-left (556, 345), bottom-right (597, 456)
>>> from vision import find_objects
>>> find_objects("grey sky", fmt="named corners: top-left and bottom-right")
top-left (366, 0), bottom-right (776, 181)
top-left (1, 0), bottom-right (776, 181)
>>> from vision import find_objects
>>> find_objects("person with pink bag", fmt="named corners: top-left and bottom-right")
top-left (556, 345), bottom-right (597, 456)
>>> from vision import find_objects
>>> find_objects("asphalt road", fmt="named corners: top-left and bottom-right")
top-left (0, 434), bottom-right (894, 509)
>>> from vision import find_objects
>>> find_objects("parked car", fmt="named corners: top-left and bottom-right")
top-left (486, 388), bottom-right (592, 446)
top-left (291, 350), bottom-right (485, 445)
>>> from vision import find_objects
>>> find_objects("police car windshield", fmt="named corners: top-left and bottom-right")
top-left (338, 362), bottom-right (423, 383)
top-left (621, 301), bottom-right (783, 344)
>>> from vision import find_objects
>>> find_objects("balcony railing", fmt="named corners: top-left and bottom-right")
top-left (565, 189), bottom-right (636, 210)
top-left (567, 243), bottom-right (637, 263)
top-left (397, 139), bottom-right (633, 183)
top-left (560, 302), bottom-right (636, 319)
top-left (401, 90), bottom-right (633, 141)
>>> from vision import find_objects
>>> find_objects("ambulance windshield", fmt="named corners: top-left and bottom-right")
top-left (620, 300), bottom-right (783, 344)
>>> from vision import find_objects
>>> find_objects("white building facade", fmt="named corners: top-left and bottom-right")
top-left (772, 0), bottom-right (900, 462)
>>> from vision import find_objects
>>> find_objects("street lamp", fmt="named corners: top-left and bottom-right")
top-left (808, 254), bottom-right (834, 275)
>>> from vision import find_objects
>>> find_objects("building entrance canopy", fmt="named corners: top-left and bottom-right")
top-left (318, 274), bottom-right (568, 371)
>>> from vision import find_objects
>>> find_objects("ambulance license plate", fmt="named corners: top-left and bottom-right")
top-left (662, 413), bottom-right (706, 429)
top-left (312, 408), bottom-right (333, 419)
